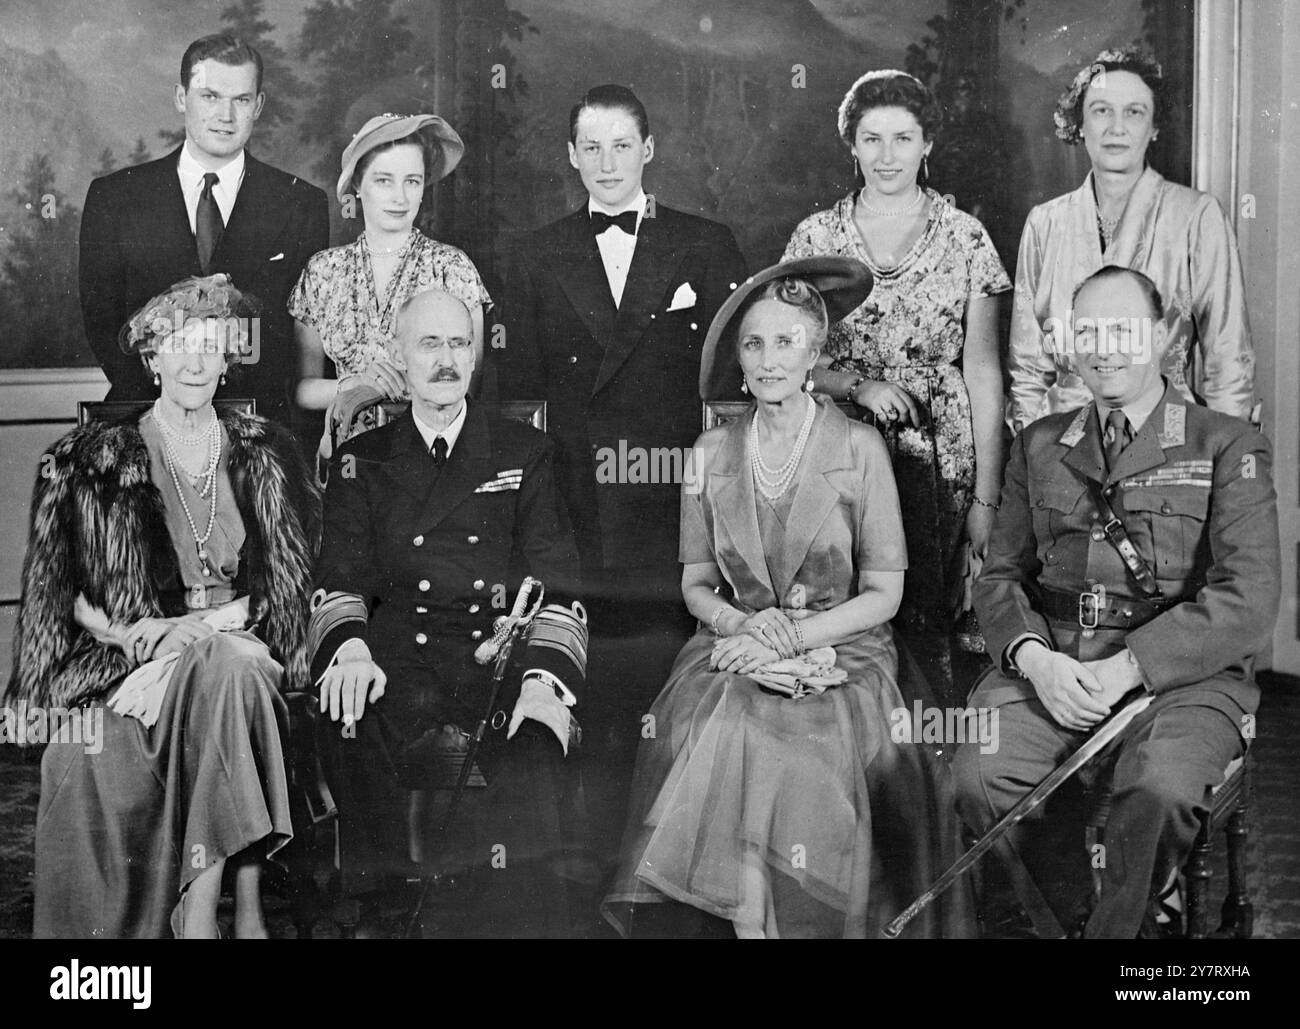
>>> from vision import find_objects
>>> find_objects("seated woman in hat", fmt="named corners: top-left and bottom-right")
top-left (601, 258), bottom-right (972, 939)
top-left (290, 113), bottom-right (491, 462)
top-left (4, 274), bottom-right (318, 938)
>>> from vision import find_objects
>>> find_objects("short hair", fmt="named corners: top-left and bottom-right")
top-left (395, 288), bottom-right (471, 337)
top-left (569, 84), bottom-right (650, 143)
top-left (1054, 47), bottom-right (1165, 145)
top-left (838, 72), bottom-right (943, 145)
top-left (1071, 265), bottom-right (1165, 320)
top-left (734, 277), bottom-right (829, 351)
top-left (180, 34), bottom-right (264, 95)
top-left (351, 132), bottom-right (442, 197)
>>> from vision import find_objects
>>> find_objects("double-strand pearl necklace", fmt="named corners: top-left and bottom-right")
top-left (859, 185), bottom-right (925, 217)
top-left (152, 401), bottom-right (221, 576)
top-left (749, 396), bottom-right (816, 501)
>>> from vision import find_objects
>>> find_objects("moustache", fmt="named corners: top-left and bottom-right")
top-left (428, 371), bottom-right (461, 382)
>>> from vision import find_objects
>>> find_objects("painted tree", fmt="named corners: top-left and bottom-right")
top-left (0, 155), bottom-right (87, 368)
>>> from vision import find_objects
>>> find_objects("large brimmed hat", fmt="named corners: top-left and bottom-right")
top-left (699, 256), bottom-right (873, 399)
top-left (336, 113), bottom-right (465, 201)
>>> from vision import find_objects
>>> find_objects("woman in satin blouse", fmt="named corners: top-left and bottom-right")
top-left (1008, 47), bottom-right (1254, 432)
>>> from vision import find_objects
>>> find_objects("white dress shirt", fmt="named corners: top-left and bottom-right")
top-left (177, 142), bottom-right (246, 234)
top-left (411, 399), bottom-right (468, 456)
top-left (588, 189), bottom-right (646, 308)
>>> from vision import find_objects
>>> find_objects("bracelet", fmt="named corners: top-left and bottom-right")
top-left (971, 495), bottom-right (999, 511)
top-left (845, 375), bottom-right (866, 402)
top-left (710, 606), bottom-right (731, 636)
top-left (792, 620), bottom-right (807, 656)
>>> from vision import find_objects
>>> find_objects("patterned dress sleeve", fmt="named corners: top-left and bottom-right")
top-left (962, 215), bottom-right (1012, 297)
top-left (782, 210), bottom-right (828, 261)
top-left (287, 250), bottom-right (326, 328)
top-left (437, 246), bottom-right (493, 311)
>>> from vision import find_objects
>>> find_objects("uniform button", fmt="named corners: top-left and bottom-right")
top-left (418, 579), bottom-right (431, 592)
top-left (1122, 607), bottom-right (1133, 619)
top-left (473, 579), bottom-right (485, 590)
top-left (413, 535), bottom-right (424, 546)
top-left (471, 630), bottom-right (484, 641)
top-left (1091, 527), bottom-right (1106, 542)
top-left (1161, 502), bottom-right (1173, 514)
top-left (1081, 627), bottom-right (1096, 640)
top-left (468, 603), bottom-right (481, 614)
top-left (467, 535), bottom-right (480, 545)
top-left (650, 313), bottom-right (656, 320)
top-left (690, 322), bottom-right (698, 331)
top-left (415, 632), bottom-right (428, 645)
top-left (568, 355), bottom-right (578, 364)
top-left (1035, 498), bottom-right (1045, 508)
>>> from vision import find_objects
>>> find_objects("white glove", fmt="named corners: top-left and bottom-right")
top-left (507, 677), bottom-right (573, 755)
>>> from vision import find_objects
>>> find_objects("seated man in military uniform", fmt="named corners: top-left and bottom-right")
top-left (309, 288), bottom-right (589, 935)
top-left (953, 266), bottom-right (1280, 938)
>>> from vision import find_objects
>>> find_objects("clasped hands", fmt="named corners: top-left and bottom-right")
top-left (1016, 640), bottom-right (1146, 732)
top-left (74, 595), bottom-right (218, 665)
top-left (711, 607), bottom-right (807, 675)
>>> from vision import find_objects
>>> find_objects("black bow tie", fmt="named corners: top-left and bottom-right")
top-left (590, 209), bottom-right (638, 236)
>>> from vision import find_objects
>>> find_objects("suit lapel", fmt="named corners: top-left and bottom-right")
top-left (212, 154), bottom-right (287, 273)
top-left (710, 410), bottom-right (776, 604)
top-left (415, 402), bottom-right (496, 531)
top-left (153, 149), bottom-right (205, 275)
top-left (1109, 385), bottom-right (1182, 484)
top-left (594, 211), bottom-right (686, 395)
top-left (772, 402), bottom-right (845, 593)
top-left (1061, 405), bottom-right (1107, 486)
top-left (383, 413), bottom-right (439, 509)
top-left (551, 210), bottom-right (618, 350)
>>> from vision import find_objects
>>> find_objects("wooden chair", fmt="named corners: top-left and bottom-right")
top-left (1084, 755), bottom-right (1252, 939)
top-left (78, 397), bottom-right (256, 425)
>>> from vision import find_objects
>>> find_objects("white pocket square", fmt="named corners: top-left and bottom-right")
top-left (269, 252), bottom-right (285, 261)
top-left (667, 282), bottom-right (697, 311)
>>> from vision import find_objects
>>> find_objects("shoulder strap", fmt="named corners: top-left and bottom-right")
top-left (1086, 481), bottom-right (1165, 602)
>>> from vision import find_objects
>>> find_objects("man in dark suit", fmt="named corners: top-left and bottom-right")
top-left (495, 84), bottom-right (747, 750)
top-left (952, 267), bottom-right (1280, 938)
top-left (79, 33), bottom-right (329, 424)
top-left (311, 288), bottom-right (589, 934)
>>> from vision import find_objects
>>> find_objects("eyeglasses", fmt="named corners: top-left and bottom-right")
top-left (415, 337), bottom-right (474, 353)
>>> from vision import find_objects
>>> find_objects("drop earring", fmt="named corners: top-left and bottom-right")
top-left (740, 377), bottom-right (749, 395)
top-left (220, 372), bottom-right (227, 386)
top-left (153, 372), bottom-right (161, 387)
top-left (803, 369), bottom-right (815, 393)
top-left (922, 154), bottom-right (930, 184)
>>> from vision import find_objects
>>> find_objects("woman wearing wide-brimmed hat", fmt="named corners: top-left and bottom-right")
top-left (290, 113), bottom-right (491, 458)
top-left (601, 257), bottom-right (973, 939)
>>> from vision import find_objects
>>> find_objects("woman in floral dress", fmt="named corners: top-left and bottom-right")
top-left (783, 70), bottom-right (1011, 702)
top-left (291, 113), bottom-right (491, 463)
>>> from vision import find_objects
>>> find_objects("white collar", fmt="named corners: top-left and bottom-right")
top-left (587, 189), bottom-right (647, 227)
top-left (1098, 380), bottom-right (1165, 436)
top-left (411, 399), bottom-right (469, 456)
top-left (177, 141), bottom-right (245, 190)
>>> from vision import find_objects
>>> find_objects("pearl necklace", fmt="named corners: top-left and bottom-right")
top-left (152, 405), bottom-right (222, 576)
top-left (153, 401), bottom-right (218, 449)
top-left (859, 186), bottom-right (925, 217)
top-left (364, 229), bottom-right (415, 257)
top-left (749, 396), bottom-right (816, 501)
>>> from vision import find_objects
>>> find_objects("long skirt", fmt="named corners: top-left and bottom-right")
top-left (602, 624), bottom-right (974, 938)
top-left (33, 633), bottom-right (293, 938)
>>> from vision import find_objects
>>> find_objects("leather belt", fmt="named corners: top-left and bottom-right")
top-left (1040, 585), bottom-right (1174, 630)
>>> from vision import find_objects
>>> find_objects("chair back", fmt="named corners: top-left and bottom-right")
top-left (78, 398), bottom-right (256, 426)
top-left (702, 398), bottom-right (867, 431)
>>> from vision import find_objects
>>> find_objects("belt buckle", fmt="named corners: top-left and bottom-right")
top-left (1078, 584), bottom-right (1106, 629)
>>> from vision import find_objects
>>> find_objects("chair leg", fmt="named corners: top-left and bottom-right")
top-left (1220, 804), bottom-right (1253, 939)
top-left (1184, 820), bottom-right (1212, 939)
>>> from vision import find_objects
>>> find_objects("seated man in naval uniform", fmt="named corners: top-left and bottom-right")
top-left (310, 288), bottom-right (590, 935)
top-left (953, 267), bottom-right (1280, 938)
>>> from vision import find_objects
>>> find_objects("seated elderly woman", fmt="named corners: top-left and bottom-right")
top-left (3, 274), bottom-right (318, 939)
top-left (601, 258), bottom-right (971, 939)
